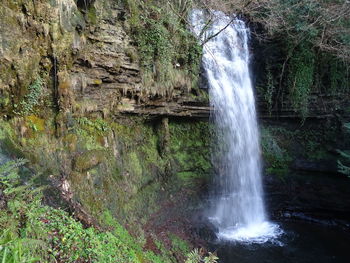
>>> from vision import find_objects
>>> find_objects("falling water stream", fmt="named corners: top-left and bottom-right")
top-left (190, 10), bottom-right (281, 243)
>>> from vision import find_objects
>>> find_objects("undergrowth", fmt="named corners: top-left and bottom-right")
top-left (0, 158), bottom-right (217, 262)
top-left (0, 159), bottom-right (170, 262)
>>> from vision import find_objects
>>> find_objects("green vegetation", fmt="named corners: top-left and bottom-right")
top-left (260, 123), bottom-right (337, 177)
top-left (230, 0), bottom-right (350, 119)
top-left (0, 159), bottom-right (187, 262)
top-left (169, 121), bottom-right (212, 187)
top-left (287, 44), bottom-right (315, 119)
top-left (169, 233), bottom-right (190, 255)
top-left (0, 115), bottom-right (212, 237)
top-left (263, 63), bottom-right (276, 116)
top-left (123, 0), bottom-right (202, 92)
top-left (261, 127), bottom-right (292, 177)
top-left (185, 248), bottom-right (218, 263)
top-left (76, 117), bottom-right (110, 134)
top-left (13, 78), bottom-right (43, 116)
top-left (0, 158), bottom-right (218, 262)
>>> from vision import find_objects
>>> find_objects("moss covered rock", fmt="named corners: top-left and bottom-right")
top-left (73, 149), bottom-right (106, 172)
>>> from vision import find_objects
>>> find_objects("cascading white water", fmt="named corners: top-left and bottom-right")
top-left (190, 10), bottom-right (282, 243)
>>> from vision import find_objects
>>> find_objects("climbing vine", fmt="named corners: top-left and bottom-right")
top-left (287, 43), bottom-right (315, 119)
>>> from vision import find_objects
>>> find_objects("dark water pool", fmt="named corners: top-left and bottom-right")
top-left (210, 221), bottom-right (350, 263)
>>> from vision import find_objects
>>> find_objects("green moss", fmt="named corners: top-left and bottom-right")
top-left (73, 149), bottom-right (106, 172)
top-left (169, 121), bottom-right (212, 187)
top-left (72, 117), bottom-right (110, 151)
top-left (25, 115), bottom-right (46, 133)
top-left (0, 120), bottom-right (25, 159)
top-left (0, 120), bottom-right (13, 140)
top-left (1, 116), bottom-right (212, 256)
top-left (329, 57), bottom-right (349, 94)
top-left (125, 47), bottom-right (138, 63)
top-left (127, 152), bottom-right (142, 178)
top-left (124, 0), bottom-right (202, 93)
top-left (86, 6), bottom-right (98, 24)
top-left (261, 126), bottom-right (293, 177)
top-left (63, 133), bottom-right (78, 152)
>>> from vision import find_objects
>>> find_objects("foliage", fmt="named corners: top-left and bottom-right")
top-left (14, 78), bottom-right (43, 116)
top-left (136, 15), bottom-right (174, 82)
top-left (185, 248), bottom-right (218, 263)
top-left (123, 0), bottom-right (202, 92)
top-left (328, 57), bottom-right (349, 94)
top-left (260, 127), bottom-right (292, 177)
top-left (242, 0), bottom-right (350, 60)
top-left (338, 152), bottom-right (350, 176)
top-left (76, 117), bottom-right (110, 134)
top-left (0, 159), bottom-right (172, 262)
top-left (0, 159), bottom-right (46, 262)
top-left (169, 121), bottom-right (212, 187)
top-left (169, 233), bottom-right (190, 255)
top-left (257, 0), bottom-right (350, 119)
top-left (287, 43), bottom-right (315, 119)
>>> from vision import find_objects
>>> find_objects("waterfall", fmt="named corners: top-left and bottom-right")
top-left (190, 10), bottom-right (281, 243)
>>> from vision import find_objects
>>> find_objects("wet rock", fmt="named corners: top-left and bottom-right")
top-left (265, 172), bottom-right (350, 228)
top-left (193, 221), bottom-right (218, 243)
top-left (292, 159), bottom-right (339, 174)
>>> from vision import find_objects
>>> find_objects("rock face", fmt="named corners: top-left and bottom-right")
top-left (67, 0), bottom-right (210, 118)
top-left (265, 172), bottom-right (350, 228)
top-left (0, 0), bottom-right (210, 119)
top-left (257, 92), bottom-right (350, 119)
top-left (0, 0), bottom-right (211, 231)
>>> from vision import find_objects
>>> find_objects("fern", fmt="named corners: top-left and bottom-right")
top-left (0, 159), bottom-right (27, 188)
top-left (204, 252), bottom-right (219, 263)
top-left (13, 78), bottom-right (43, 116)
top-left (186, 249), bottom-right (202, 263)
top-left (185, 248), bottom-right (218, 263)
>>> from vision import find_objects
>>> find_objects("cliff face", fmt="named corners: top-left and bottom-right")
top-left (0, 0), bottom-right (211, 231)
top-left (0, 0), bottom-right (210, 119)
top-left (250, 25), bottom-right (350, 120)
